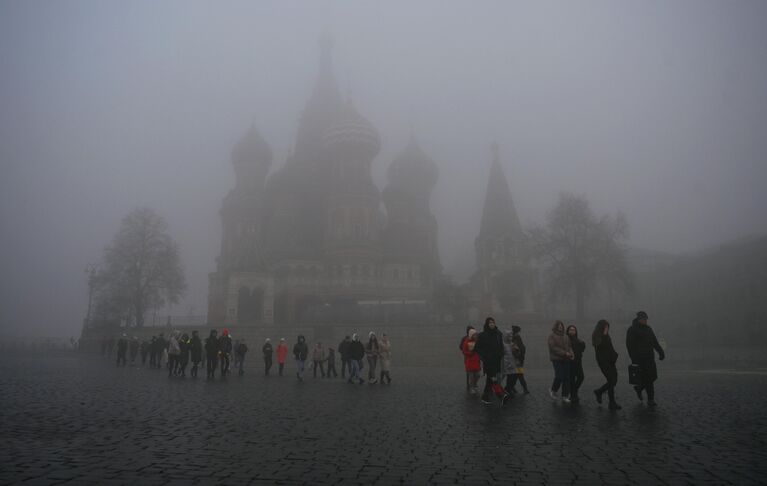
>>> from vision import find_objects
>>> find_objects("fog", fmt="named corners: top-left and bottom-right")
top-left (1, 0), bottom-right (766, 338)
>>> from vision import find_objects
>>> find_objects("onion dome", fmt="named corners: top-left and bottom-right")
top-left (232, 124), bottom-right (273, 168)
top-left (387, 135), bottom-right (439, 193)
top-left (323, 100), bottom-right (381, 159)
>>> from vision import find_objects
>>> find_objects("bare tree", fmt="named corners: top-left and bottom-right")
top-left (529, 193), bottom-right (632, 321)
top-left (93, 208), bottom-right (186, 327)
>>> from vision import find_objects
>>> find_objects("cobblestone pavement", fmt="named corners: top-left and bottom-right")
top-left (1, 353), bottom-right (766, 485)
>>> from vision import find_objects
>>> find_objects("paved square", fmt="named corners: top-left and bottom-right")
top-left (1, 354), bottom-right (765, 485)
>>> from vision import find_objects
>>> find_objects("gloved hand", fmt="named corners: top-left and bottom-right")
top-left (658, 351), bottom-right (665, 361)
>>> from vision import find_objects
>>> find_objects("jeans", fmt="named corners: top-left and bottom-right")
top-left (206, 355), bottom-right (218, 377)
top-left (341, 358), bottom-right (350, 378)
top-left (264, 356), bottom-right (272, 375)
top-left (350, 359), bottom-right (363, 382)
top-left (278, 362), bottom-right (285, 376)
top-left (327, 361), bottom-right (337, 378)
top-left (296, 359), bottom-right (305, 379)
top-left (570, 361), bottom-right (584, 399)
top-left (367, 355), bottom-right (378, 381)
top-left (551, 360), bottom-right (572, 397)
top-left (313, 360), bottom-right (325, 378)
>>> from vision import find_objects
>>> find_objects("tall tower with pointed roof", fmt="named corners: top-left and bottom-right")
top-left (474, 143), bottom-right (533, 316)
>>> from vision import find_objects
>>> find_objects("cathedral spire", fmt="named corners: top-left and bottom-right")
top-left (478, 143), bottom-right (522, 239)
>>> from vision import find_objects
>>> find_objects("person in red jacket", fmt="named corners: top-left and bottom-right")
top-left (276, 338), bottom-right (289, 377)
top-left (462, 328), bottom-right (481, 395)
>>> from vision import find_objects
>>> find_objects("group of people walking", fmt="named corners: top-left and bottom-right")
top-left (105, 329), bottom-right (394, 385)
top-left (462, 311), bottom-right (665, 409)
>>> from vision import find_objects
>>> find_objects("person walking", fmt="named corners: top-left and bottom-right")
top-left (205, 330), bottom-right (219, 379)
top-left (460, 325), bottom-right (476, 392)
top-left (378, 333), bottom-right (392, 384)
top-left (235, 339), bottom-right (248, 376)
top-left (475, 317), bottom-right (507, 405)
top-left (116, 334), bottom-right (128, 367)
top-left (167, 331), bottom-right (181, 377)
top-left (263, 338), bottom-right (274, 376)
top-left (548, 320), bottom-right (573, 403)
top-left (232, 339), bottom-right (242, 371)
top-left (218, 329), bottom-right (233, 377)
top-left (293, 335), bottom-right (308, 381)
top-left (178, 333), bottom-right (190, 377)
top-left (312, 342), bottom-right (326, 378)
top-left (462, 328), bottom-right (481, 395)
top-left (502, 330), bottom-right (518, 403)
top-left (365, 332), bottom-right (380, 384)
top-left (276, 338), bottom-right (288, 376)
top-left (348, 333), bottom-right (365, 384)
top-left (508, 326), bottom-right (529, 394)
top-left (567, 325), bottom-right (586, 403)
top-left (326, 346), bottom-right (338, 378)
top-left (592, 319), bottom-right (621, 410)
top-left (149, 336), bottom-right (158, 368)
top-left (626, 311), bottom-right (665, 407)
top-left (156, 333), bottom-right (167, 370)
top-left (339, 336), bottom-right (352, 379)
top-left (189, 330), bottom-right (203, 378)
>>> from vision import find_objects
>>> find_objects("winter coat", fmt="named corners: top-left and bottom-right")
top-left (475, 322), bottom-right (504, 376)
top-left (179, 339), bottom-right (189, 363)
top-left (276, 343), bottom-right (288, 363)
top-left (263, 342), bottom-right (273, 357)
top-left (594, 334), bottom-right (618, 368)
top-left (502, 331), bottom-right (518, 375)
top-left (235, 343), bottom-right (248, 357)
top-left (117, 338), bottom-right (128, 354)
top-left (338, 339), bottom-right (351, 359)
top-left (327, 348), bottom-right (336, 365)
top-left (569, 335), bottom-right (586, 364)
top-left (218, 335), bottom-right (233, 355)
top-left (378, 339), bottom-right (392, 371)
top-left (462, 337), bottom-right (481, 373)
top-left (349, 340), bottom-right (365, 361)
top-left (293, 338), bottom-right (308, 361)
top-left (168, 335), bottom-right (180, 356)
top-left (626, 320), bottom-right (664, 382)
top-left (548, 327), bottom-right (572, 362)
top-left (312, 346), bottom-right (325, 362)
top-left (511, 335), bottom-right (526, 368)
top-left (365, 338), bottom-right (379, 358)
top-left (205, 336), bottom-right (219, 358)
top-left (190, 336), bottom-right (203, 363)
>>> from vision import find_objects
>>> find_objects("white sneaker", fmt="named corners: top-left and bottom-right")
top-left (549, 389), bottom-right (558, 400)
top-left (562, 395), bottom-right (571, 404)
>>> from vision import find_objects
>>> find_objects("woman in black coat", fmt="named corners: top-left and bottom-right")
top-left (567, 325), bottom-right (586, 403)
top-left (189, 331), bottom-right (203, 378)
top-left (592, 320), bottom-right (621, 410)
top-left (474, 317), bottom-right (506, 404)
top-left (626, 311), bottom-right (665, 406)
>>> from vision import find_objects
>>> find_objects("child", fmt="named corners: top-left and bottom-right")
top-left (462, 329), bottom-right (481, 395)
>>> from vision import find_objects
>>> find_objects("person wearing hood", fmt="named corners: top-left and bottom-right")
top-left (116, 334), bottom-right (128, 367)
top-left (205, 330), bottom-right (219, 379)
top-left (293, 335), bottom-right (308, 381)
top-left (548, 320), bottom-right (573, 403)
top-left (592, 319), bottom-right (621, 410)
top-left (502, 330), bottom-right (518, 401)
top-left (567, 325), bottom-right (586, 404)
top-left (189, 331), bottom-right (203, 378)
top-left (474, 317), bottom-right (507, 405)
top-left (262, 338), bottom-right (274, 376)
top-left (218, 329), bottom-right (233, 377)
top-left (312, 342), bottom-right (326, 378)
top-left (460, 325), bottom-right (476, 391)
top-left (167, 331), bottom-right (181, 377)
top-left (462, 328), bottom-right (481, 395)
top-left (626, 311), bottom-right (665, 407)
top-left (365, 332), bottom-right (380, 384)
top-left (235, 339), bottom-right (248, 376)
top-left (276, 338), bottom-right (288, 376)
top-left (378, 333), bottom-right (392, 384)
top-left (339, 335), bottom-right (352, 379)
top-left (348, 333), bottom-right (365, 384)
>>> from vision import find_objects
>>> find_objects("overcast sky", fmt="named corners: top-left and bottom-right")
top-left (2, 0), bottom-right (766, 338)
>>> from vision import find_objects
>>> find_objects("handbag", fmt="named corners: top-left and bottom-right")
top-left (628, 364), bottom-right (642, 385)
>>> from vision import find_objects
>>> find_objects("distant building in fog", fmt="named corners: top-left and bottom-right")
top-left (207, 36), bottom-right (441, 326)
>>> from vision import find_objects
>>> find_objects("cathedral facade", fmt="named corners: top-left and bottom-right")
top-left (207, 38), bottom-right (441, 326)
